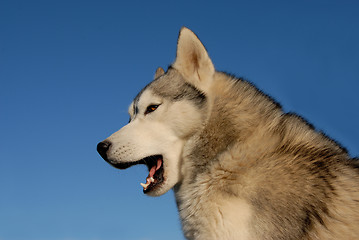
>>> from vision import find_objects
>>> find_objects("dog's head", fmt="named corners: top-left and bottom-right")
top-left (97, 27), bottom-right (215, 196)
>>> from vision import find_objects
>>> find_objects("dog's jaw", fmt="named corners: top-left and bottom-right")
top-left (103, 117), bottom-right (185, 196)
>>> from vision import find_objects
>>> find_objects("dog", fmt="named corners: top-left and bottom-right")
top-left (97, 27), bottom-right (359, 240)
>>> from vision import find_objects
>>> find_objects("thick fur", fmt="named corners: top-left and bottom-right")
top-left (98, 28), bottom-right (359, 239)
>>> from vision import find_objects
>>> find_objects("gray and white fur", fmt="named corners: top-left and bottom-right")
top-left (97, 27), bottom-right (359, 240)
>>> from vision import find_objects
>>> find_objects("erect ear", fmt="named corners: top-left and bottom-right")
top-left (172, 27), bottom-right (215, 92)
top-left (154, 67), bottom-right (165, 79)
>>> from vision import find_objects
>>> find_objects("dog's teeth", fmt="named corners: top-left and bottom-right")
top-left (141, 177), bottom-right (155, 190)
top-left (140, 182), bottom-right (150, 189)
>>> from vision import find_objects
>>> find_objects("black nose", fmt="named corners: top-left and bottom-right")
top-left (97, 141), bottom-right (111, 160)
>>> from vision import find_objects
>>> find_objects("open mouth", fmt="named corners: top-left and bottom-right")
top-left (110, 155), bottom-right (164, 193)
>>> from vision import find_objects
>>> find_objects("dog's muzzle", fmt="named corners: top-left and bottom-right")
top-left (97, 140), bottom-right (111, 161)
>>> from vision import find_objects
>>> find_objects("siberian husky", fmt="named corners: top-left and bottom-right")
top-left (97, 27), bottom-right (359, 240)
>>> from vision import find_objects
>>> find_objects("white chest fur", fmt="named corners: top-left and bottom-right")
top-left (174, 172), bottom-right (253, 240)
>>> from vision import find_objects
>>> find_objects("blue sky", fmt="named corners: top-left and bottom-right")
top-left (0, 1), bottom-right (358, 240)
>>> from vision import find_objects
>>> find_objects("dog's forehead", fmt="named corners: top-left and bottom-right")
top-left (131, 69), bottom-right (180, 107)
top-left (149, 69), bottom-right (206, 105)
top-left (130, 68), bottom-right (206, 114)
top-left (137, 90), bottom-right (162, 106)
top-left (149, 69), bottom-right (184, 95)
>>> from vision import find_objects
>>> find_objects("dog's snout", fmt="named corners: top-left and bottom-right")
top-left (97, 141), bottom-right (111, 160)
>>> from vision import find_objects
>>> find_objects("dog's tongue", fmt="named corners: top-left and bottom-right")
top-left (140, 159), bottom-right (162, 190)
top-left (149, 164), bottom-right (157, 178)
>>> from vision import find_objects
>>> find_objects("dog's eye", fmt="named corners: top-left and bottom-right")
top-left (145, 104), bottom-right (159, 115)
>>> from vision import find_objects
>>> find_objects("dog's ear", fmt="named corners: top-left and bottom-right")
top-left (173, 27), bottom-right (215, 92)
top-left (154, 67), bottom-right (165, 79)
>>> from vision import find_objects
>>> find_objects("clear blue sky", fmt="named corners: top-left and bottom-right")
top-left (0, 1), bottom-right (358, 240)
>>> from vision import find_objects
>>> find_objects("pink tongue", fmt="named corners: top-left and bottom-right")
top-left (148, 159), bottom-right (162, 178)
top-left (149, 165), bottom-right (156, 178)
